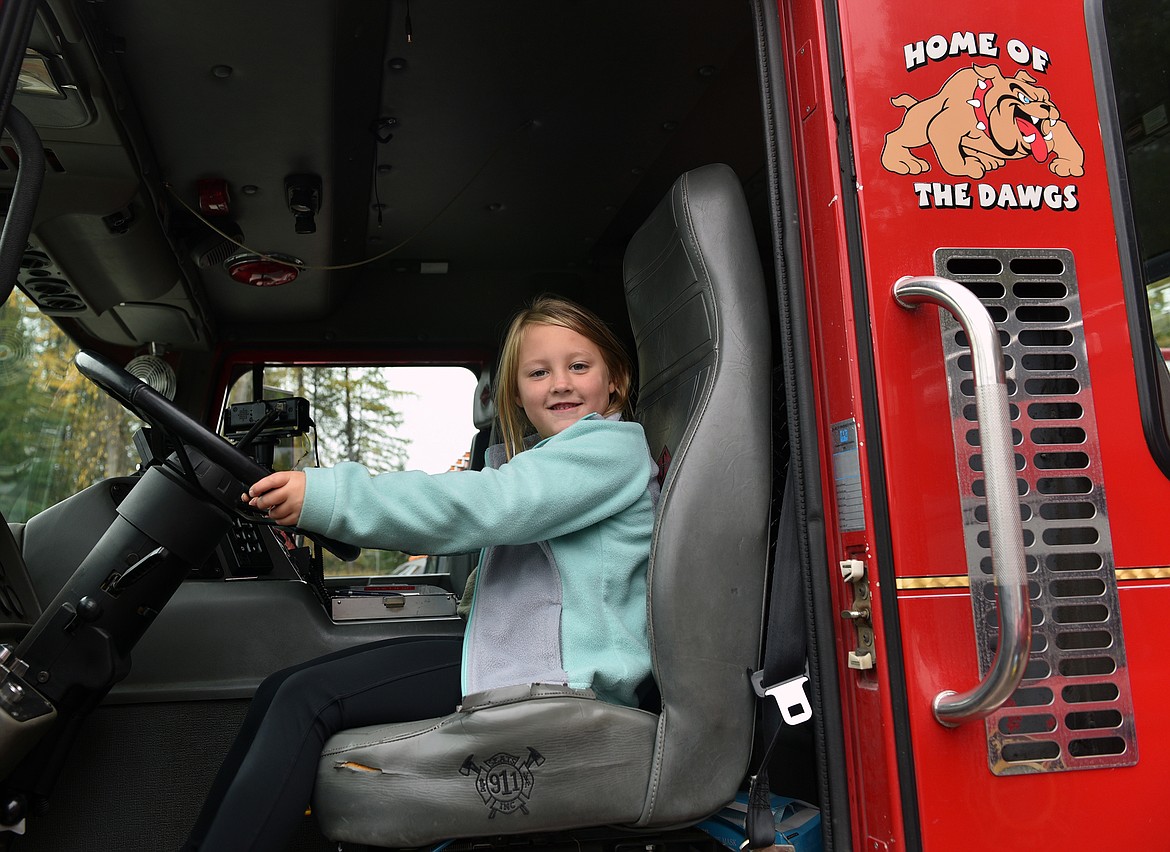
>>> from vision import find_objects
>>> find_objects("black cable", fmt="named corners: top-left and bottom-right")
top-left (232, 409), bottom-right (279, 454)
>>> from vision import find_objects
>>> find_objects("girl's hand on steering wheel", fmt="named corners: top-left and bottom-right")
top-left (245, 470), bottom-right (306, 527)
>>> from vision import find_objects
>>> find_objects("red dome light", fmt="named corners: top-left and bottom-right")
top-left (225, 253), bottom-right (302, 287)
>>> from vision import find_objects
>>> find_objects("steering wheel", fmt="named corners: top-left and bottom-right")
top-left (74, 349), bottom-right (361, 562)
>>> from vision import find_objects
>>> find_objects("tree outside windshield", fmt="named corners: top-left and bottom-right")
top-left (0, 290), bottom-right (139, 522)
top-left (224, 364), bottom-right (479, 577)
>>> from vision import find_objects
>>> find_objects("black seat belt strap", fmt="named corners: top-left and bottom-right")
top-left (745, 472), bottom-right (810, 849)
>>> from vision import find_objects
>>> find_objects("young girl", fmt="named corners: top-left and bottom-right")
top-left (182, 295), bottom-right (658, 851)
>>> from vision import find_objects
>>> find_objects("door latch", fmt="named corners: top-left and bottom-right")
top-left (840, 558), bottom-right (875, 670)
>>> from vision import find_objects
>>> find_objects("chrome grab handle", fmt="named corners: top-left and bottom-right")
top-left (893, 275), bottom-right (1031, 727)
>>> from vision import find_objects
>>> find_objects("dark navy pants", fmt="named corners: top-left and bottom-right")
top-left (183, 635), bottom-right (464, 851)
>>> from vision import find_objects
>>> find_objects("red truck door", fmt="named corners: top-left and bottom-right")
top-left (778, 0), bottom-right (1170, 847)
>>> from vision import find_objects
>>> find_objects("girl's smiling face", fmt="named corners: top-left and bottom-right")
top-left (516, 322), bottom-right (616, 439)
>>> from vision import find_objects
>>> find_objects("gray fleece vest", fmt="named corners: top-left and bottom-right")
top-left (462, 441), bottom-right (571, 694)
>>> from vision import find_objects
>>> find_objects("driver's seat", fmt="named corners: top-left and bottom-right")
top-left (313, 163), bottom-right (772, 845)
top-left (0, 516), bottom-right (43, 644)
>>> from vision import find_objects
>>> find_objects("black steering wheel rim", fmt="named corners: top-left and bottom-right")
top-left (74, 350), bottom-right (360, 561)
top-left (76, 349), bottom-right (270, 485)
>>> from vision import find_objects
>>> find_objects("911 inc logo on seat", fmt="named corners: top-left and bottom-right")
top-left (459, 747), bottom-right (545, 817)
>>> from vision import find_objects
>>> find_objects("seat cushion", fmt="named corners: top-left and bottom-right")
top-left (314, 683), bottom-right (659, 846)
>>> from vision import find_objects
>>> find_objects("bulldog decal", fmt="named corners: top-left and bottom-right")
top-left (881, 64), bottom-right (1084, 179)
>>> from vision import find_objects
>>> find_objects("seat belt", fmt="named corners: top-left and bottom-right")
top-left (745, 472), bottom-right (812, 849)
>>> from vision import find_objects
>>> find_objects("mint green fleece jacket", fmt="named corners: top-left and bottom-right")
top-left (298, 414), bottom-right (657, 707)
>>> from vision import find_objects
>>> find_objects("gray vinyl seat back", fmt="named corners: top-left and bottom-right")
top-left (311, 164), bottom-right (770, 845)
top-left (6, 478), bottom-right (137, 643)
top-left (435, 367), bottom-right (497, 596)
top-left (624, 162), bottom-right (771, 824)
top-left (0, 517), bottom-right (41, 643)
top-left (20, 478), bottom-right (132, 607)
top-left (468, 365), bottom-right (495, 471)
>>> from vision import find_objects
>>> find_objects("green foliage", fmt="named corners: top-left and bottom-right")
top-left (1148, 281), bottom-right (1170, 350)
top-left (0, 292), bottom-right (138, 522)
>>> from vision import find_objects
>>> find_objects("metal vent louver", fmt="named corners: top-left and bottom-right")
top-left (935, 247), bottom-right (1137, 775)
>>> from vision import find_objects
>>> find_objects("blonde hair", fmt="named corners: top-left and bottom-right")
top-left (496, 295), bottom-right (634, 459)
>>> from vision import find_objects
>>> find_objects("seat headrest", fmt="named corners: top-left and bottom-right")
top-left (472, 367), bottom-right (495, 431)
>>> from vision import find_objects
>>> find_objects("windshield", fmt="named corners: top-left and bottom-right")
top-left (0, 291), bottom-right (483, 585)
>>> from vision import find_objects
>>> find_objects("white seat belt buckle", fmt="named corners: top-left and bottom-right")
top-left (751, 672), bottom-right (812, 726)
